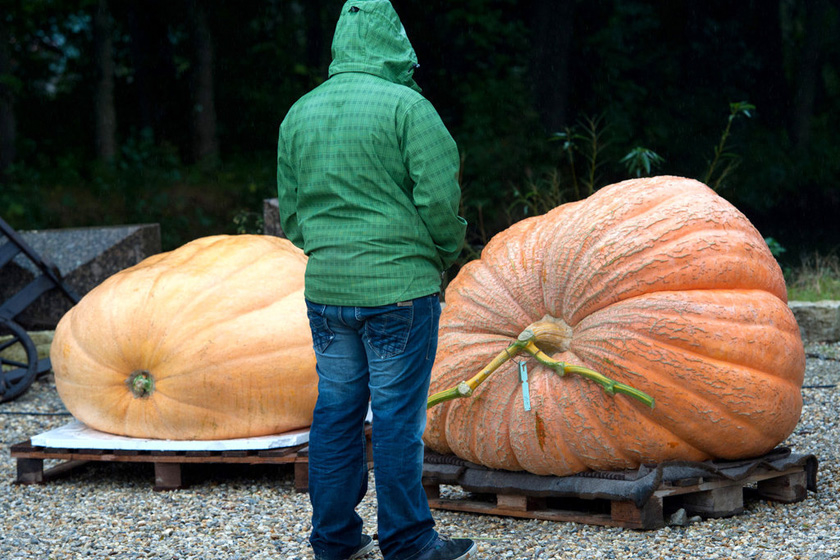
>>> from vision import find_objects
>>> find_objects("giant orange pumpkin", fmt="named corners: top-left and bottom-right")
top-left (425, 176), bottom-right (804, 476)
top-left (51, 235), bottom-right (317, 440)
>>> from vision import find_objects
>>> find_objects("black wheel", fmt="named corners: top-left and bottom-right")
top-left (0, 318), bottom-right (38, 403)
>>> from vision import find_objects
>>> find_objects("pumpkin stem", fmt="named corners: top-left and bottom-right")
top-left (127, 370), bottom-right (155, 398)
top-left (427, 330), bottom-right (655, 409)
top-left (522, 315), bottom-right (573, 354)
top-left (520, 340), bottom-right (655, 408)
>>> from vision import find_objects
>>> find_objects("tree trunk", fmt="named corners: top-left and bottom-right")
top-left (531, 0), bottom-right (576, 133)
top-left (188, 0), bottom-right (219, 167)
top-left (792, 0), bottom-right (829, 149)
top-left (93, 0), bottom-right (117, 165)
top-left (0, 16), bottom-right (16, 174)
top-left (304, 1), bottom-right (324, 71)
top-left (126, 1), bottom-right (177, 142)
top-left (303, 1), bottom-right (336, 77)
top-left (743, 1), bottom-right (790, 130)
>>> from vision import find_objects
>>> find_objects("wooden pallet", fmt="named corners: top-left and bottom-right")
top-left (10, 439), bottom-right (313, 492)
top-left (11, 425), bottom-right (374, 492)
top-left (422, 452), bottom-right (818, 530)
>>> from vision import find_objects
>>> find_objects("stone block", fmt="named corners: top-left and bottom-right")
top-left (788, 300), bottom-right (840, 343)
top-left (0, 224), bottom-right (161, 329)
top-left (263, 198), bottom-right (285, 238)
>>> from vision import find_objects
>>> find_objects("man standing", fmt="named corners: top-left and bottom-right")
top-left (277, 2), bottom-right (474, 560)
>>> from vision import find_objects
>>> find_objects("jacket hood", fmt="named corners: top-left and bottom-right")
top-left (328, 0), bottom-right (421, 92)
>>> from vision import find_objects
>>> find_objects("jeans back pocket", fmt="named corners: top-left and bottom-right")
top-left (305, 302), bottom-right (335, 354)
top-left (365, 305), bottom-right (413, 359)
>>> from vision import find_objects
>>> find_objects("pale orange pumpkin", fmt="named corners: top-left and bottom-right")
top-left (51, 235), bottom-right (317, 440)
top-left (425, 176), bottom-right (804, 476)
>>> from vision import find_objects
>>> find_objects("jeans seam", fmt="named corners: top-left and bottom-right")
top-left (425, 296), bottom-right (432, 362)
top-left (426, 295), bottom-right (438, 362)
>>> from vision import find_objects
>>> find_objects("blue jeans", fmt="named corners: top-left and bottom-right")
top-left (305, 295), bottom-right (441, 560)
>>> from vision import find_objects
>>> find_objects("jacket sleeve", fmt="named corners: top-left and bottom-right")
top-left (276, 126), bottom-right (305, 249)
top-left (401, 98), bottom-right (467, 270)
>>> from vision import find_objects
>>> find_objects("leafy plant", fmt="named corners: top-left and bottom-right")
top-left (764, 237), bottom-right (787, 259)
top-left (549, 115), bottom-right (610, 200)
top-left (118, 128), bottom-right (182, 183)
top-left (704, 101), bottom-right (755, 191)
top-left (508, 115), bottom-right (660, 227)
top-left (621, 147), bottom-right (665, 178)
top-left (506, 169), bottom-right (566, 224)
top-left (233, 210), bottom-right (265, 235)
top-left (550, 129), bottom-right (581, 199)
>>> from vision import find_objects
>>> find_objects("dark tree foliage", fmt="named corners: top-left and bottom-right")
top-left (0, 0), bottom-right (838, 259)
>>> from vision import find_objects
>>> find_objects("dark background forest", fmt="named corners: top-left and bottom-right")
top-left (1, 0), bottom-right (839, 270)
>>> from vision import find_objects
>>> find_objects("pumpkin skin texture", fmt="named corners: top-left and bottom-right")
top-left (425, 176), bottom-right (804, 476)
top-left (51, 235), bottom-right (317, 440)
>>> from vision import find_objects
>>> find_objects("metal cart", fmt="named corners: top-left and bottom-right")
top-left (1, 217), bottom-right (80, 402)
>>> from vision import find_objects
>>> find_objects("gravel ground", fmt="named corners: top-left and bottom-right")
top-left (1, 343), bottom-right (838, 560)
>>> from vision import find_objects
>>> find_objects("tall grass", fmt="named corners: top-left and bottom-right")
top-left (787, 252), bottom-right (840, 301)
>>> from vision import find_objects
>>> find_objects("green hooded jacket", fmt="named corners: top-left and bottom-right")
top-left (277, 0), bottom-right (467, 306)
